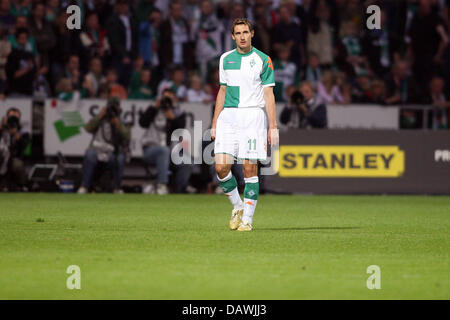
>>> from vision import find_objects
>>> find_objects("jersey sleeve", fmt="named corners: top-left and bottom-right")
top-left (219, 54), bottom-right (227, 86)
top-left (261, 56), bottom-right (275, 87)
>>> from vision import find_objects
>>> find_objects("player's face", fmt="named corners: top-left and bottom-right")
top-left (232, 24), bottom-right (254, 52)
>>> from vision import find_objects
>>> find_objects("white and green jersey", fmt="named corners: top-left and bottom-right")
top-left (219, 47), bottom-right (275, 108)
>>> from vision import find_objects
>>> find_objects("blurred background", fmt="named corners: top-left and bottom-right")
top-left (0, 0), bottom-right (449, 195)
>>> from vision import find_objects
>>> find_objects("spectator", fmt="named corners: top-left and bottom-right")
top-left (385, 60), bottom-right (422, 128)
top-left (221, 2), bottom-right (245, 52)
top-left (425, 76), bottom-right (450, 129)
top-left (351, 74), bottom-right (372, 103)
top-left (139, 88), bottom-right (191, 194)
top-left (362, 9), bottom-right (393, 78)
top-left (385, 60), bottom-right (421, 105)
top-left (408, 0), bottom-right (449, 89)
top-left (77, 97), bottom-right (130, 194)
top-left (49, 11), bottom-right (83, 91)
top-left (335, 71), bottom-right (352, 104)
top-left (157, 66), bottom-right (187, 101)
top-left (28, 2), bottom-right (56, 70)
top-left (80, 11), bottom-right (110, 60)
top-left (54, 54), bottom-right (82, 91)
top-left (0, 27), bottom-right (11, 91)
top-left (251, 1), bottom-right (276, 55)
top-left (303, 51), bottom-right (322, 87)
top-left (368, 80), bottom-right (387, 105)
top-left (271, 3), bottom-right (304, 68)
top-left (129, 56), bottom-right (145, 88)
top-left (139, 8), bottom-right (163, 68)
top-left (337, 0), bottom-right (364, 28)
top-left (98, 82), bottom-right (109, 99)
top-left (316, 71), bottom-right (345, 104)
top-left (0, 107), bottom-right (30, 191)
top-left (280, 81), bottom-right (327, 129)
top-left (45, 0), bottom-right (59, 22)
top-left (183, 0), bottom-right (201, 27)
top-left (135, 0), bottom-right (156, 23)
top-left (93, 0), bottom-right (114, 28)
top-left (129, 67), bottom-right (154, 99)
top-left (83, 57), bottom-right (105, 97)
top-left (8, 15), bottom-right (38, 58)
top-left (186, 73), bottom-right (212, 103)
top-left (55, 77), bottom-right (87, 101)
top-left (337, 20), bottom-right (369, 77)
top-left (306, 0), bottom-right (333, 67)
top-left (273, 44), bottom-right (298, 102)
top-left (0, 0), bottom-right (15, 31)
top-left (208, 68), bottom-right (220, 100)
top-left (10, 0), bottom-right (31, 18)
top-left (191, 0), bottom-right (223, 81)
top-left (159, 1), bottom-right (194, 70)
top-left (5, 27), bottom-right (36, 96)
top-left (105, 68), bottom-right (127, 100)
top-left (107, 0), bottom-right (138, 87)
top-left (34, 60), bottom-right (51, 98)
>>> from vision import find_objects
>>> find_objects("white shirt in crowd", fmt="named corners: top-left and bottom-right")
top-left (119, 14), bottom-right (132, 52)
top-left (186, 88), bottom-right (212, 103)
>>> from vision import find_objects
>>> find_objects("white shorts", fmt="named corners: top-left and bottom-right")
top-left (215, 107), bottom-right (267, 161)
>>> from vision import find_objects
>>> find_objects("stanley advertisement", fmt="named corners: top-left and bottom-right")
top-left (279, 146), bottom-right (405, 178)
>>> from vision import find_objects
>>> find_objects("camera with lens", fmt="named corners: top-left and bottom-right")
top-left (159, 96), bottom-right (173, 111)
top-left (106, 97), bottom-right (121, 120)
top-left (6, 115), bottom-right (20, 130)
top-left (291, 90), bottom-right (305, 106)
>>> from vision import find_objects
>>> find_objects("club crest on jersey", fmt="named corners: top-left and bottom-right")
top-left (250, 59), bottom-right (256, 68)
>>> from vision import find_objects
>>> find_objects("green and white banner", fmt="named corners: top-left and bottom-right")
top-left (44, 99), bottom-right (213, 158)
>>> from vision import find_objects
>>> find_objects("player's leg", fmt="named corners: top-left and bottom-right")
top-left (214, 109), bottom-right (244, 229)
top-left (215, 153), bottom-right (244, 229)
top-left (238, 160), bottom-right (259, 231)
top-left (236, 108), bottom-right (267, 231)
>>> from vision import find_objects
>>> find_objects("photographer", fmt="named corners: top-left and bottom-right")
top-left (77, 97), bottom-right (130, 194)
top-left (139, 88), bottom-right (191, 194)
top-left (280, 81), bottom-right (327, 129)
top-left (0, 108), bottom-right (30, 191)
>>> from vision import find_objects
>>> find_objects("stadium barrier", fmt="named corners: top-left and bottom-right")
top-left (40, 98), bottom-right (403, 158)
top-left (269, 129), bottom-right (450, 194)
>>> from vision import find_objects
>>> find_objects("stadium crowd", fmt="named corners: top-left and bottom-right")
top-left (0, 0), bottom-right (449, 110)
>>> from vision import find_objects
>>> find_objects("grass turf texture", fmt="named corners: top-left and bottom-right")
top-left (0, 193), bottom-right (448, 300)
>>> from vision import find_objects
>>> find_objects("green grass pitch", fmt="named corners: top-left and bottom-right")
top-left (0, 193), bottom-right (448, 299)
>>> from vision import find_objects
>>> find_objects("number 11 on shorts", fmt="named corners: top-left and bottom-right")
top-left (248, 139), bottom-right (256, 151)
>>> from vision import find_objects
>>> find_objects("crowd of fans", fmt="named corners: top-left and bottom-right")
top-left (0, 0), bottom-right (448, 108)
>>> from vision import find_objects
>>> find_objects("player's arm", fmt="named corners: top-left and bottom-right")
top-left (211, 85), bottom-right (226, 140)
top-left (264, 86), bottom-right (279, 146)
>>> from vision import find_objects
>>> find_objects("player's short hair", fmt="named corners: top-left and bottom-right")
top-left (231, 18), bottom-right (253, 34)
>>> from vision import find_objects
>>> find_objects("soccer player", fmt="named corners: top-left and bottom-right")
top-left (211, 18), bottom-right (278, 232)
